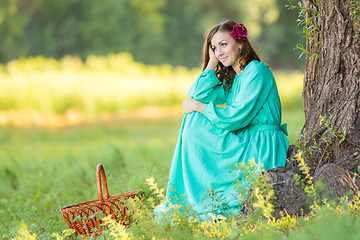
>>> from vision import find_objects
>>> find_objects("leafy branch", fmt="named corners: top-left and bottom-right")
top-left (201, 185), bottom-right (230, 219)
top-left (349, 0), bottom-right (360, 38)
top-left (286, 0), bottom-right (321, 59)
top-left (295, 114), bottom-right (348, 170)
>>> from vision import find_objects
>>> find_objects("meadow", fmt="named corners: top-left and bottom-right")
top-left (0, 54), bottom-right (323, 239)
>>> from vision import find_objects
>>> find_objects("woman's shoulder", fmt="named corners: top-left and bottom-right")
top-left (243, 60), bottom-right (273, 78)
top-left (244, 60), bottom-right (269, 73)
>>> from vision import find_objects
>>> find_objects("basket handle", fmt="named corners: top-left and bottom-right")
top-left (97, 164), bottom-right (110, 201)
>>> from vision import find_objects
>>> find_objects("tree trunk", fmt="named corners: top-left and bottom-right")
top-left (301, 0), bottom-right (360, 171)
top-left (265, 0), bottom-right (360, 216)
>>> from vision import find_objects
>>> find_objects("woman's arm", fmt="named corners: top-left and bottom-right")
top-left (203, 61), bottom-right (275, 131)
top-left (182, 99), bottom-right (205, 114)
top-left (188, 70), bottom-right (227, 104)
top-left (188, 48), bottom-right (226, 104)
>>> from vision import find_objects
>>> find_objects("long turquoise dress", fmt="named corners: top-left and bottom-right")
top-left (154, 60), bottom-right (289, 220)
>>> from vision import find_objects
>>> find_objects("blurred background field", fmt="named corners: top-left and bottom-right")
top-left (0, 0), bottom-right (306, 238)
top-left (0, 54), bottom-right (304, 138)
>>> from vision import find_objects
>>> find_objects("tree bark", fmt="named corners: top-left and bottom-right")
top-left (313, 163), bottom-right (360, 200)
top-left (265, 0), bottom-right (360, 217)
top-left (301, 0), bottom-right (360, 171)
top-left (264, 167), bottom-right (309, 217)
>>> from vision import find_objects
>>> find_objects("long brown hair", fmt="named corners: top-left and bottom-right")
top-left (202, 20), bottom-right (261, 90)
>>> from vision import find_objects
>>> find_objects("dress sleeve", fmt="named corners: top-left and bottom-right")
top-left (188, 69), bottom-right (227, 104)
top-left (203, 62), bottom-right (274, 131)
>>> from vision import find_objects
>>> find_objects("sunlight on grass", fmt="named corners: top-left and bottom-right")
top-left (0, 54), bottom-right (304, 132)
top-left (0, 54), bottom-right (196, 117)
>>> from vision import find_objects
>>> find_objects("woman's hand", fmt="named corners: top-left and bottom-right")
top-left (206, 46), bottom-right (218, 70)
top-left (183, 99), bottom-right (205, 114)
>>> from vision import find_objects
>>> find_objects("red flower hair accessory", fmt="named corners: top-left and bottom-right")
top-left (231, 24), bottom-right (248, 40)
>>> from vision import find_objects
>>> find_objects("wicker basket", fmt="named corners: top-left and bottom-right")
top-left (59, 164), bottom-right (142, 236)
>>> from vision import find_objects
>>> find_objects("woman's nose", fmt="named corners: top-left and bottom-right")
top-left (218, 48), bottom-right (223, 56)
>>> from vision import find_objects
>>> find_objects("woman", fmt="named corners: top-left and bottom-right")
top-left (155, 20), bottom-right (289, 220)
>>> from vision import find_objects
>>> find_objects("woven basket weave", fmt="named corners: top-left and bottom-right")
top-left (59, 164), bottom-right (142, 236)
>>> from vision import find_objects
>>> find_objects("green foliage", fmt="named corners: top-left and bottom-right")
top-left (10, 222), bottom-right (37, 240)
top-left (286, 201), bottom-right (360, 240)
top-left (0, 0), bottom-right (304, 69)
top-left (51, 229), bottom-right (74, 240)
top-left (101, 216), bottom-right (134, 239)
top-left (119, 161), bottom-right (278, 240)
top-left (292, 124), bottom-right (356, 216)
top-left (0, 0), bottom-right (29, 61)
top-left (293, 151), bottom-right (320, 211)
top-left (201, 186), bottom-right (231, 218)
top-left (349, 0), bottom-right (360, 38)
top-left (231, 159), bottom-right (276, 222)
top-left (252, 0), bottom-right (306, 69)
top-left (295, 114), bottom-right (348, 170)
top-left (286, 0), bottom-right (321, 59)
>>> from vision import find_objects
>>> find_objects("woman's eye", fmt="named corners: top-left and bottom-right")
top-left (221, 43), bottom-right (227, 46)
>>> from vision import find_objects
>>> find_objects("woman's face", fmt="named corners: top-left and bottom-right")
top-left (210, 30), bottom-right (241, 72)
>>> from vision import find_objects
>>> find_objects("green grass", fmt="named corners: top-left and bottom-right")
top-left (283, 109), bottom-right (305, 142)
top-left (0, 117), bottom-right (179, 238)
top-left (0, 111), bottom-right (304, 239)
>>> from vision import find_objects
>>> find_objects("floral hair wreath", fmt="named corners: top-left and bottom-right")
top-left (231, 24), bottom-right (248, 40)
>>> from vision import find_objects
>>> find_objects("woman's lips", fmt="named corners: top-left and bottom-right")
top-left (220, 57), bottom-right (228, 62)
